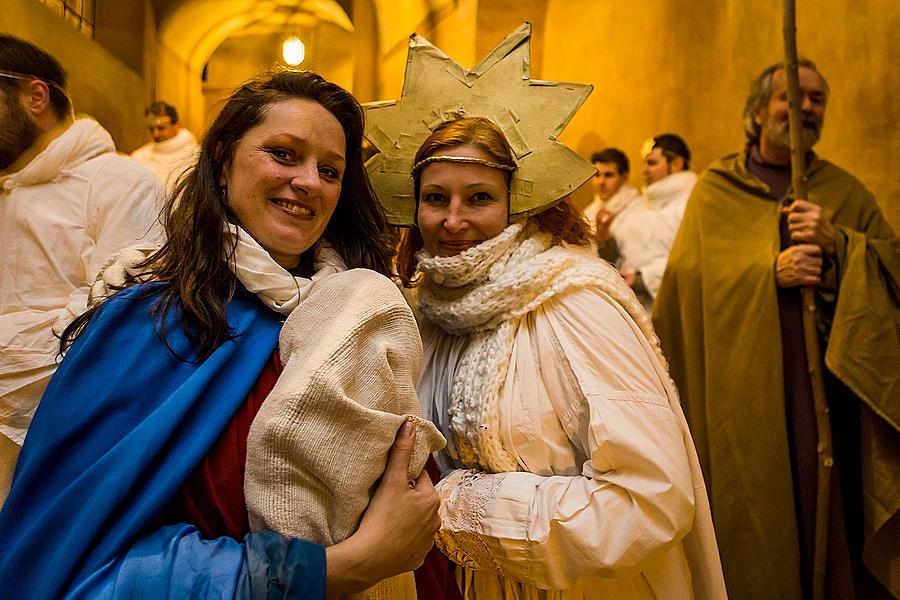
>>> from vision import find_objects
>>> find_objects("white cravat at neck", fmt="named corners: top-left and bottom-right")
top-left (225, 222), bottom-right (347, 315)
top-left (643, 170), bottom-right (697, 207)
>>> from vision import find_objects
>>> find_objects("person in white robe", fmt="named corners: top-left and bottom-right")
top-left (608, 134), bottom-right (696, 312)
top-left (583, 147), bottom-right (640, 240)
top-left (365, 27), bottom-right (724, 597)
top-left (130, 101), bottom-right (198, 197)
top-left (0, 35), bottom-right (161, 505)
top-left (389, 117), bottom-right (726, 600)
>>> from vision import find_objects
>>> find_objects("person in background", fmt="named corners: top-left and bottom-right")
top-left (653, 59), bottom-right (899, 599)
top-left (586, 147), bottom-right (640, 262)
top-left (0, 35), bottom-right (160, 507)
top-left (131, 100), bottom-right (199, 196)
top-left (606, 133), bottom-right (695, 312)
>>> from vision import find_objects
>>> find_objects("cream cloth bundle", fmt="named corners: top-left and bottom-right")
top-left (244, 268), bottom-right (446, 600)
top-left (417, 220), bottom-right (668, 474)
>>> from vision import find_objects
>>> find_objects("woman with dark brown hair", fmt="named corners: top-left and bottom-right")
top-left (0, 70), bottom-right (440, 600)
top-left (386, 116), bottom-right (726, 599)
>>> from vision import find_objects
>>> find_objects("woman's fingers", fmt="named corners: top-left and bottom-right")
top-left (382, 420), bottom-right (416, 488)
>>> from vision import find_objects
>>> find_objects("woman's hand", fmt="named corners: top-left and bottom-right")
top-left (325, 421), bottom-right (441, 598)
top-left (594, 209), bottom-right (615, 243)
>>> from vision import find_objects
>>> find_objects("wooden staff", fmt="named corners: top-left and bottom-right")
top-left (783, 2), bottom-right (834, 598)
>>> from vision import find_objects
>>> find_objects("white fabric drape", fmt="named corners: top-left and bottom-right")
top-left (224, 223), bottom-right (346, 315)
top-left (0, 118), bottom-right (161, 444)
top-left (612, 170), bottom-right (697, 304)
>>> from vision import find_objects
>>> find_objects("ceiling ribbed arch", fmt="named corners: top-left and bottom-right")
top-left (159, 0), bottom-right (354, 71)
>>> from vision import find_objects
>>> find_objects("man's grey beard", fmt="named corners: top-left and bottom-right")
top-left (765, 117), bottom-right (821, 152)
top-left (0, 93), bottom-right (40, 170)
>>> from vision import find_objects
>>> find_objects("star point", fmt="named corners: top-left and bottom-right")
top-left (365, 22), bottom-right (595, 225)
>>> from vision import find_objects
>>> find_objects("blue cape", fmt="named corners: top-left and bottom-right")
top-left (0, 284), bottom-right (325, 599)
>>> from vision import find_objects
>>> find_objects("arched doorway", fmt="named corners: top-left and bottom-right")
top-left (156, 0), bottom-right (369, 133)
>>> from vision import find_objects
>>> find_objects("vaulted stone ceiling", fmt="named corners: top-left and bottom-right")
top-left (153, 0), bottom-right (354, 71)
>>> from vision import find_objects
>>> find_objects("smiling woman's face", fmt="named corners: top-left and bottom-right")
top-left (416, 144), bottom-right (510, 257)
top-left (222, 98), bottom-right (346, 269)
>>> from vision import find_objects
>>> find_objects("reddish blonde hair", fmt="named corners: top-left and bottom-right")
top-left (411, 117), bottom-right (515, 199)
top-left (397, 117), bottom-right (590, 287)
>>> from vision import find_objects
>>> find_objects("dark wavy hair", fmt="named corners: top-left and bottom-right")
top-left (590, 147), bottom-right (629, 175)
top-left (62, 70), bottom-right (394, 361)
top-left (396, 117), bottom-right (589, 287)
top-left (649, 133), bottom-right (691, 170)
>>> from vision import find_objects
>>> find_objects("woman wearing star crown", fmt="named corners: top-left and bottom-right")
top-left (365, 23), bottom-right (725, 599)
top-left (390, 114), bottom-right (726, 599)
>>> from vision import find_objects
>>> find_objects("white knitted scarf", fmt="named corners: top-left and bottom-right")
top-left (417, 220), bottom-right (669, 473)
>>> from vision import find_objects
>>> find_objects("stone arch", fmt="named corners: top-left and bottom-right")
top-left (156, 0), bottom-right (365, 132)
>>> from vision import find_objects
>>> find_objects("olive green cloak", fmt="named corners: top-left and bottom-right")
top-left (652, 148), bottom-right (899, 599)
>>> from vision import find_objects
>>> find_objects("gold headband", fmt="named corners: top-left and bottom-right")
top-left (364, 23), bottom-right (594, 226)
top-left (411, 155), bottom-right (517, 178)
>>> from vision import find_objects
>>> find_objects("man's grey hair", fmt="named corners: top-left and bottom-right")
top-left (742, 59), bottom-right (829, 143)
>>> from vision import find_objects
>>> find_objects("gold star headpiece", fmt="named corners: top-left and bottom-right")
top-left (364, 22), bottom-right (594, 226)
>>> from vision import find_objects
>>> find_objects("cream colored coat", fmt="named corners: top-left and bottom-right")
top-left (418, 285), bottom-right (726, 599)
top-left (131, 128), bottom-right (198, 197)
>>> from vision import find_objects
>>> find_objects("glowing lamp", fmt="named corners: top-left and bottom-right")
top-left (282, 37), bottom-right (305, 66)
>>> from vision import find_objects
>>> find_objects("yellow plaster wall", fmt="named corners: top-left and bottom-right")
top-left (2, 0), bottom-right (154, 152)
top-left (94, 0), bottom-right (150, 77)
top-left (155, 43), bottom-right (203, 140)
top-left (370, 0), bottom-right (432, 100)
top-left (475, 0), bottom-right (547, 78)
top-left (540, 0), bottom-right (900, 227)
top-left (428, 0), bottom-right (479, 70)
top-left (351, 0), bottom-right (380, 102)
top-left (369, 0), bottom-right (470, 101)
top-left (364, 0), bottom-right (898, 227)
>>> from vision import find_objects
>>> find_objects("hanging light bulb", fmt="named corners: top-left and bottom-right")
top-left (282, 37), bottom-right (305, 66)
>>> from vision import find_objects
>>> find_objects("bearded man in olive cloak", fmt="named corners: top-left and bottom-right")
top-left (653, 60), bottom-right (899, 600)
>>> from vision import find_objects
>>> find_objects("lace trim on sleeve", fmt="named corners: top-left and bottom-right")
top-left (436, 471), bottom-right (508, 573)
